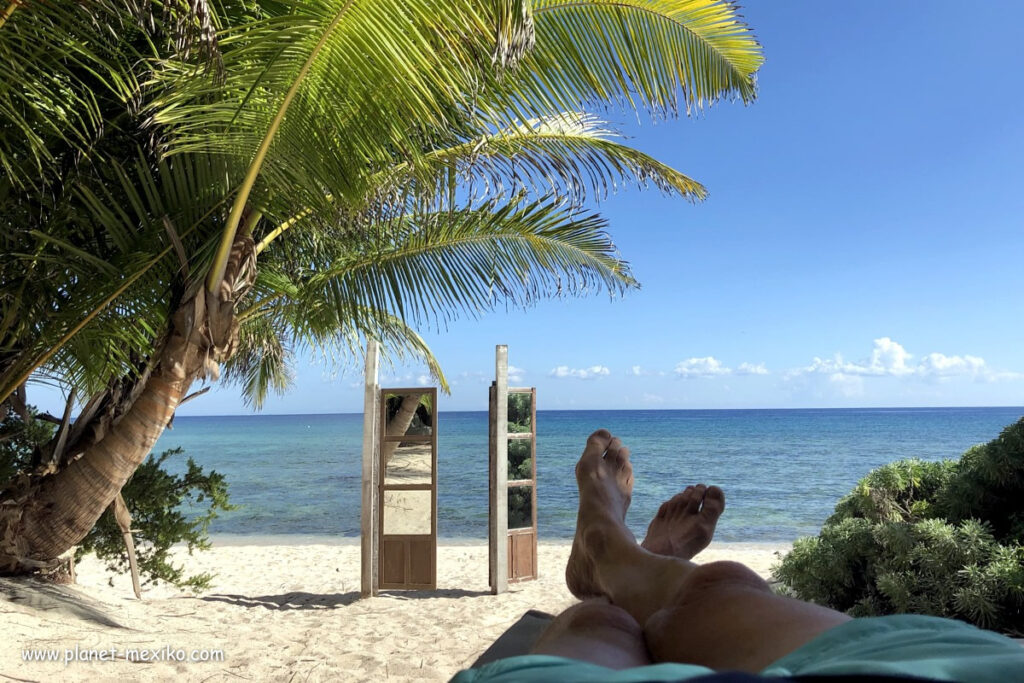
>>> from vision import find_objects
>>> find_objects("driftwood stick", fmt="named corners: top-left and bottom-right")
top-left (111, 493), bottom-right (142, 599)
top-left (179, 386), bottom-right (211, 406)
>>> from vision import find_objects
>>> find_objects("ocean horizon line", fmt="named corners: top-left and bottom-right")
top-left (201, 533), bottom-right (791, 549)
top-left (175, 404), bottom-right (1024, 419)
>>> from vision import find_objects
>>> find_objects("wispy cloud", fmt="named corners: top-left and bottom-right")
top-left (674, 357), bottom-right (732, 378)
top-left (629, 365), bottom-right (665, 377)
top-left (791, 337), bottom-right (1016, 382)
top-left (509, 365), bottom-right (526, 383)
top-left (550, 365), bottom-right (611, 380)
top-left (736, 362), bottom-right (769, 376)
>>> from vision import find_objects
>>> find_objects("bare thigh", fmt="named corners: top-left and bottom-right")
top-left (531, 599), bottom-right (652, 670)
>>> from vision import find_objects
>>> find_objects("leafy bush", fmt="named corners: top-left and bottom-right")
top-left (1, 407), bottom-right (232, 590)
top-left (774, 418), bottom-right (1024, 635)
top-left (508, 392), bottom-right (532, 433)
top-left (508, 438), bottom-right (533, 480)
top-left (77, 447), bottom-right (234, 590)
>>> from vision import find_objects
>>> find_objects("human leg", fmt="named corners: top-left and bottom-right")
top-left (567, 429), bottom-right (850, 672)
top-left (529, 598), bottom-right (651, 669)
top-left (531, 431), bottom-right (651, 668)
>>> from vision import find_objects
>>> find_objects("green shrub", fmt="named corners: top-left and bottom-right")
top-left (774, 418), bottom-right (1024, 635)
top-left (1, 407), bottom-right (232, 590)
top-left (77, 447), bottom-right (234, 591)
top-left (508, 392), bottom-right (532, 433)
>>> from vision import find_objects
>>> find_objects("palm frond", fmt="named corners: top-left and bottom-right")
top-left (1, 151), bottom-right (232, 403)
top-left (302, 197), bottom-right (636, 328)
top-left (0, 1), bottom-right (139, 187)
top-left (494, 0), bottom-right (763, 119)
top-left (226, 268), bottom-right (449, 406)
top-left (151, 0), bottom-right (504, 214)
top-left (378, 112), bottom-right (706, 208)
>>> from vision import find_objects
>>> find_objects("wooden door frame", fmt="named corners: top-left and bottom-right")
top-left (377, 387), bottom-right (437, 590)
top-left (507, 386), bottom-right (537, 583)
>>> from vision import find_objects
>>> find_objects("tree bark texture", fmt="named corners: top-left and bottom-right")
top-left (0, 234), bottom-right (256, 573)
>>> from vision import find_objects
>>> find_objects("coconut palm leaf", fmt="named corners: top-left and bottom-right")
top-left (501, 0), bottom-right (763, 119)
top-left (227, 268), bottom-right (449, 407)
top-left (376, 112), bottom-right (707, 208)
top-left (297, 196), bottom-right (635, 327)
top-left (0, 151), bottom-right (233, 402)
top-left (150, 0), bottom-right (525, 288)
top-left (0, 0), bottom-right (226, 189)
top-left (257, 112), bottom-right (706, 254)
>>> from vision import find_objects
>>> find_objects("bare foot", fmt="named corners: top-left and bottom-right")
top-left (566, 429), bottom-right (636, 598)
top-left (640, 484), bottom-right (725, 559)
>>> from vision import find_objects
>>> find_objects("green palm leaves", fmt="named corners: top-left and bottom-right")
top-left (2, 0), bottom-right (763, 407)
top-left (526, 0), bottom-right (763, 115)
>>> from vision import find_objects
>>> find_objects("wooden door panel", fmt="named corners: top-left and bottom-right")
top-left (508, 530), bottom-right (536, 581)
top-left (409, 539), bottom-right (433, 585)
top-left (379, 387), bottom-right (437, 590)
top-left (381, 539), bottom-right (406, 585)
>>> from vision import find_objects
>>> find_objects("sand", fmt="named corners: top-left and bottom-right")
top-left (1, 540), bottom-right (790, 682)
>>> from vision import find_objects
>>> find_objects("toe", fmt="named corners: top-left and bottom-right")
top-left (701, 486), bottom-right (726, 520)
top-left (679, 487), bottom-right (695, 509)
top-left (577, 429), bottom-right (613, 476)
top-left (686, 484), bottom-right (706, 513)
top-left (605, 440), bottom-right (631, 467)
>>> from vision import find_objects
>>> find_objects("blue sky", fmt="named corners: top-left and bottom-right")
top-left (33, 1), bottom-right (1024, 416)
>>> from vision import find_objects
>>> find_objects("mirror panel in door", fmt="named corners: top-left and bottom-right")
top-left (383, 392), bottom-right (433, 438)
top-left (508, 485), bottom-right (533, 530)
top-left (382, 489), bottom-right (432, 535)
top-left (507, 392), bottom-right (532, 433)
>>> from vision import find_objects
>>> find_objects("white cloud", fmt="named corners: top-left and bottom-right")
top-left (416, 374), bottom-right (431, 385)
top-left (799, 338), bottom-right (913, 377)
top-left (869, 337), bottom-right (914, 376)
top-left (829, 372), bottom-right (865, 397)
top-left (674, 357), bottom-right (731, 378)
top-left (917, 352), bottom-right (985, 378)
top-left (628, 365), bottom-right (665, 377)
top-left (794, 338), bottom-right (1009, 382)
top-left (642, 393), bottom-right (665, 404)
top-left (549, 365), bottom-right (611, 380)
top-left (508, 365), bottom-right (526, 383)
top-left (736, 362), bottom-right (769, 376)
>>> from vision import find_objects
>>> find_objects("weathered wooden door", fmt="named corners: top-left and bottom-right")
top-left (378, 388), bottom-right (437, 590)
top-left (505, 388), bottom-right (537, 582)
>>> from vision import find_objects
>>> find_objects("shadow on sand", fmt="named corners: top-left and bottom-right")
top-left (201, 587), bottom-right (492, 610)
top-left (0, 577), bottom-right (127, 628)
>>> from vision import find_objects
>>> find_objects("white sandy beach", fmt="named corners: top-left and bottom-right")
top-left (2, 540), bottom-right (790, 682)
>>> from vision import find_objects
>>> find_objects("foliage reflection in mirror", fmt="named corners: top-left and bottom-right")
top-left (385, 441), bottom-right (433, 485)
top-left (508, 438), bottom-right (532, 481)
top-left (384, 392), bottom-right (433, 438)
top-left (508, 392), bottom-right (532, 433)
top-left (508, 485), bottom-right (533, 530)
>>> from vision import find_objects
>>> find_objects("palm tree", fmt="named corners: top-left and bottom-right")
top-left (0, 0), bottom-right (762, 573)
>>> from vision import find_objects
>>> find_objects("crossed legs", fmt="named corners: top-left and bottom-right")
top-left (532, 429), bottom-right (850, 672)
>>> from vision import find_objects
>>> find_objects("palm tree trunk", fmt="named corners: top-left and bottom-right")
top-left (381, 393), bottom-right (422, 464)
top-left (0, 234), bottom-right (256, 574)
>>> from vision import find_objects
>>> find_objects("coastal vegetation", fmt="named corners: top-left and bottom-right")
top-left (1, 408), bottom-right (231, 589)
top-left (0, 1), bottom-right (762, 576)
top-left (774, 418), bottom-right (1024, 635)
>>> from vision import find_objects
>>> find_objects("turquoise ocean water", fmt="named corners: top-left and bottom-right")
top-left (154, 407), bottom-right (1023, 543)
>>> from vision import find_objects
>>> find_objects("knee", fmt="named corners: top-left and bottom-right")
top-left (674, 561), bottom-right (770, 602)
top-left (643, 562), bottom-right (770, 659)
top-left (562, 600), bottom-right (643, 638)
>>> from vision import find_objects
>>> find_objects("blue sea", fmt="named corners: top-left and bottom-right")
top-left (153, 407), bottom-right (1023, 543)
